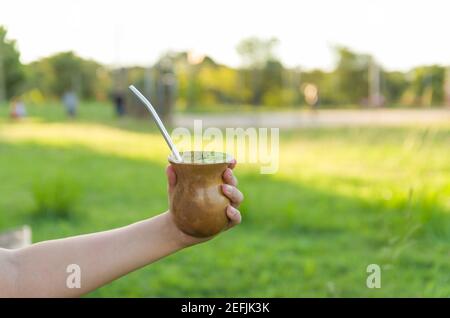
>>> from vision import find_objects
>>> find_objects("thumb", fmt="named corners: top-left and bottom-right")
top-left (166, 165), bottom-right (177, 193)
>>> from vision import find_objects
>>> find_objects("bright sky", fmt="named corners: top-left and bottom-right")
top-left (1, 0), bottom-right (449, 71)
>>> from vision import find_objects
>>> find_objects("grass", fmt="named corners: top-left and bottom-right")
top-left (0, 103), bottom-right (449, 297)
top-left (31, 173), bottom-right (81, 219)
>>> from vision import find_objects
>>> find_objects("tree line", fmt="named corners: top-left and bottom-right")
top-left (1, 26), bottom-right (449, 108)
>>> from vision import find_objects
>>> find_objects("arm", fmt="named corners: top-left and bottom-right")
top-left (4, 212), bottom-right (186, 297)
top-left (0, 164), bottom-right (243, 298)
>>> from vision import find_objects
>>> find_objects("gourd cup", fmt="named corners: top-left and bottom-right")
top-left (168, 151), bottom-right (233, 237)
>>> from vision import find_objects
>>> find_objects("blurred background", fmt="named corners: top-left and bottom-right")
top-left (0, 0), bottom-right (449, 297)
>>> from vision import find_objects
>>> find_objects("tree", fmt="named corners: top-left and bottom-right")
top-left (0, 26), bottom-right (25, 101)
top-left (26, 51), bottom-right (109, 100)
top-left (383, 71), bottom-right (408, 105)
top-left (260, 59), bottom-right (284, 106)
top-left (236, 37), bottom-right (281, 105)
top-left (236, 37), bottom-right (279, 69)
top-left (409, 65), bottom-right (445, 106)
top-left (333, 46), bottom-right (371, 105)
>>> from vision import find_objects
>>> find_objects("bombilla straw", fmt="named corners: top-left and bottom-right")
top-left (129, 85), bottom-right (183, 162)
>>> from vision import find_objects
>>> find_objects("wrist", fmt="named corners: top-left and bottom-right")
top-left (160, 211), bottom-right (209, 248)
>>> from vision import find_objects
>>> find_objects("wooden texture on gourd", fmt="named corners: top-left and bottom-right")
top-left (169, 152), bottom-right (231, 237)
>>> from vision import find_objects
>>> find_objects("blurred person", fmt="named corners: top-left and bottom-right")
top-left (62, 90), bottom-right (78, 118)
top-left (0, 162), bottom-right (243, 297)
top-left (9, 97), bottom-right (27, 119)
top-left (304, 83), bottom-right (319, 114)
top-left (112, 90), bottom-right (126, 117)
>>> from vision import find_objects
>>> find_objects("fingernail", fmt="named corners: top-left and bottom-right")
top-left (224, 184), bottom-right (233, 194)
top-left (228, 206), bottom-right (237, 215)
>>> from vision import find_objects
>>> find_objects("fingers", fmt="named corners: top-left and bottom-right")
top-left (166, 165), bottom-right (177, 191)
top-left (228, 158), bottom-right (237, 170)
top-left (222, 168), bottom-right (243, 208)
top-left (223, 161), bottom-right (243, 230)
top-left (225, 205), bottom-right (241, 229)
top-left (222, 184), bottom-right (244, 208)
top-left (222, 168), bottom-right (238, 186)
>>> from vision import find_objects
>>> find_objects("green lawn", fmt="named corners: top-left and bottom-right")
top-left (0, 103), bottom-right (449, 297)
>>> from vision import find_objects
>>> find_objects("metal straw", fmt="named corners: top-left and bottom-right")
top-left (128, 85), bottom-right (183, 162)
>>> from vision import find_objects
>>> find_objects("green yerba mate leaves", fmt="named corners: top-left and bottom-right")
top-left (178, 151), bottom-right (231, 164)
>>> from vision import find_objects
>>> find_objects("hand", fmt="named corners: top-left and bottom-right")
top-left (165, 159), bottom-right (244, 246)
